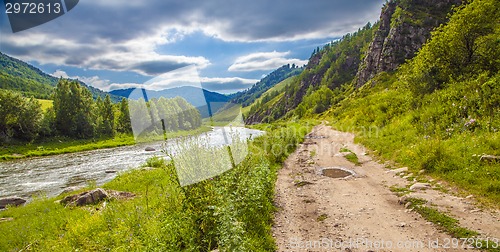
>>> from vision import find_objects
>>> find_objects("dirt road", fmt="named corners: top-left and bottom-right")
top-left (272, 125), bottom-right (499, 251)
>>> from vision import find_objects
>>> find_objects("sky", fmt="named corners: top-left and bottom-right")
top-left (0, 0), bottom-right (385, 94)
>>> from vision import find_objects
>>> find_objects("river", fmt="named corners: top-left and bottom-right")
top-left (0, 127), bottom-right (264, 199)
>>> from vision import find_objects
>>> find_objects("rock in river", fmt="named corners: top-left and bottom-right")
top-left (145, 147), bottom-right (156, 151)
top-left (0, 197), bottom-right (26, 209)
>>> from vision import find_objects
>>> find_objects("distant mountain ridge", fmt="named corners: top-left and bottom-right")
top-left (230, 64), bottom-right (303, 107)
top-left (110, 86), bottom-right (230, 118)
top-left (0, 52), bottom-right (123, 102)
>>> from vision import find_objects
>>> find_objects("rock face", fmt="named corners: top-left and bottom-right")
top-left (0, 197), bottom-right (26, 209)
top-left (356, 0), bottom-right (463, 87)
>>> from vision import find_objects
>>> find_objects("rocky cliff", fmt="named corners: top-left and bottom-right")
top-left (356, 0), bottom-right (463, 87)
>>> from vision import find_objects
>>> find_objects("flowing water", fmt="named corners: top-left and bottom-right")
top-left (0, 127), bottom-right (263, 199)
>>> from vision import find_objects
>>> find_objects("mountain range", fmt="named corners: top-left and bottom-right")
top-left (109, 86), bottom-right (231, 118)
top-left (0, 50), bottom-right (303, 120)
top-left (0, 52), bottom-right (233, 113)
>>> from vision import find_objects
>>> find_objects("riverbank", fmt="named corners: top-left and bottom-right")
top-left (0, 126), bottom-right (212, 161)
top-left (0, 121), bottom-right (312, 251)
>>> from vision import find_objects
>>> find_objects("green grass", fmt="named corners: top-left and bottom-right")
top-left (0, 135), bottom-right (136, 161)
top-left (389, 185), bottom-right (410, 196)
top-left (404, 197), bottom-right (499, 251)
top-left (203, 104), bottom-right (245, 127)
top-left (415, 206), bottom-right (478, 238)
top-left (316, 213), bottom-right (328, 222)
top-left (294, 181), bottom-right (313, 187)
top-left (340, 147), bottom-right (360, 165)
top-left (310, 150), bottom-right (316, 158)
top-left (0, 126), bottom-right (212, 161)
top-left (36, 99), bottom-right (53, 111)
top-left (0, 121), bottom-right (312, 251)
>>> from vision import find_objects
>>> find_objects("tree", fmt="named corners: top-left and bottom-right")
top-left (129, 98), bottom-right (152, 137)
top-left (39, 107), bottom-right (55, 137)
top-left (98, 95), bottom-right (115, 137)
top-left (53, 79), bottom-right (96, 138)
top-left (53, 79), bottom-right (74, 135)
top-left (0, 90), bottom-right (42, 142)
top-left (116, 98), bottom-right (132, 134)
top-left (401, 0), bottom-right (500, 95)
top-left (17, 97), bottom-right (43, 141)
top-left (73, 82), bottom-right (96, 138)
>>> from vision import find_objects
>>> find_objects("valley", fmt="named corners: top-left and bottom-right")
top-left (0, 0), bottom-right (499, 250)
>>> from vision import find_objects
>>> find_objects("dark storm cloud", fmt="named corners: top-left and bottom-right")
top-left (0, 0), bottom-right (384, 79)
top-left (63, 0), bottom-right (384, 42)
top-left (3, 0), bottom-right (384, 45)
top-left (131, 61), bottom-right (190, 76)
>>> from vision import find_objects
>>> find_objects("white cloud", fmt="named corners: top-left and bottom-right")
top-left (52, 69), bottom-right (70, 78)
top-left (228, 51), bottom-right (308, 72)
top-left (51, 70), bottom-right (113, 90)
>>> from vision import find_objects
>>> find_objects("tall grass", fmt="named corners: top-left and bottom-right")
top-left (0, 122), bottom-right (312, 251)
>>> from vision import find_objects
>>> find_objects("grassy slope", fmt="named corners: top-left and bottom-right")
top-left (326, 0), bottom-right (500, 206)
top-left (0, 121), bottom-right (313, 251)
top-left (205, 104), bottom-right (245, 126)
top-left (242, 76), bottom-right (296, 115)
top-left (328, 73), bottom-right (500, 207)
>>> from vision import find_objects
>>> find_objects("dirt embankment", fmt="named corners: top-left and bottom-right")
top-left (272, 125), bottom-right (499, 251)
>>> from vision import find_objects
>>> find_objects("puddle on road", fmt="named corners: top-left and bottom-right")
top-left (321, 167), bottom-right (354, 178)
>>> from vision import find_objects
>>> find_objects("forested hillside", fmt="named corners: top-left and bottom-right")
top-left (245, 0), bottom-right (463, 124)
top-left (231, 64), bottom-right (303, 107)
top-left (0, 52), bottom-right (122, 101)
top-left (245, 0), bottom-right (500, 203)
top-left (330, 0), bottom-right (500, 202)
top-left (245, 23), bottom-right (375, 123)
